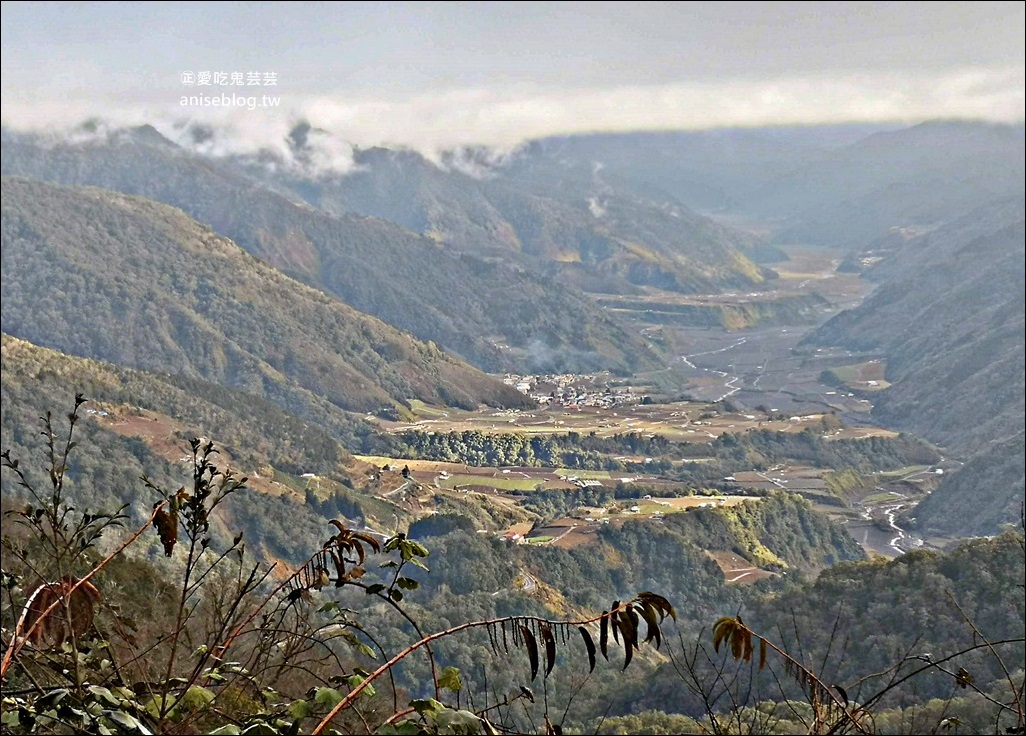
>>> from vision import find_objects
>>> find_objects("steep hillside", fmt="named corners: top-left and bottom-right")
top-left (0, 336), bottom-right (365, 560)
top-left (0, 127), bottom-right (661, 373)
top-left (621, 531), bottom-right (1025, 725)
top-left (1, 177), bottom-right (531, 415)
top-left (1, 334), bottom-right (361, 478)
top-left (805, 201), bottom-right (1025, 536)
top-left (908, 433), bottom-right (1024, 538)
top-left (239, 141), bottom-right (767, 294)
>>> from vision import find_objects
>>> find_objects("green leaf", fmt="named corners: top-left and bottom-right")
top-left (434, 709), bottom-right (482, 735)
top-left (365, 583), bottom-right (386, 595)
top-left (207, 726), bottom-right (242, 736)
top-left (105, 710), bottom-right (153, 734)
top-left (438, 666), bottom-right (463, 693)
top-left (240, 724), bottom-right (279, 736)
top-left (410, 698), bottom-right (445, 716)
top-left (36, 689), bottom-right (70, 710)
top-left (286, 700), bottom-right (313, 720)
top-left (87, 686), bottom-right (120, 707)
top-left (313, 687), bottom-right (344, 709)
top-left (396, 577), bottom-right (419, 590)
top-left (407, 541), bottom-right (430, 557)
top-left (346, 674), bottom-right (376, 698)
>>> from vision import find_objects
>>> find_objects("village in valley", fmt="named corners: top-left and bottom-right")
top-left (501, 372), bottom-right (639, 410)
top-left (353, 322), bottom-right (948, 569)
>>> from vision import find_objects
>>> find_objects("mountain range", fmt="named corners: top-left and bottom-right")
top-left (515, 121), bottom-right (1025, 248)
top-left (0, 127), bottom-right (667, 374)
top-left (231, 135), bottom-right (768, 295)
top-left (2, 119), bottom-right (1023, 539)
top-left (806, 199), bottom-right (1025, 536)
top-left (1, 177), bottom-right (529, 415)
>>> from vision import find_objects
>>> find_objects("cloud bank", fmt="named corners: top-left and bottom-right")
top-left (2, 66), bottom-right (1022, 166)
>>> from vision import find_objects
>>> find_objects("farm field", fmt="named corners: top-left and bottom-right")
top-left (821, 360), bottom-right (891, 392)
top-left (705, 551), bottom-right (778, 585)
top-left (378, 400), bottom-right (895, 444)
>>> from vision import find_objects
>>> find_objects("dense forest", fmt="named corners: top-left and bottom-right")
top-left (1, 178), bottom-right (531, 414)
top-left (375, 425), bottom-right (939, 489)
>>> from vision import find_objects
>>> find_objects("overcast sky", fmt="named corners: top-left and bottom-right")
top-left (1, 1), bottom-right (1023, 155)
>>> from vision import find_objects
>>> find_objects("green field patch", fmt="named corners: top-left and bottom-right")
top-left (861, 491), bottom-right (903, 504)
top-left (441, 474), bottom-right (543, 492)
top-left (354, 454), bottom-right (402, 467)
top-left (874, 465), bottom-right (931, 479)
top-left (353, 455), bottom-right (468, 473)
top-left (407, 400), bottom-right (450, 419)
top-left (557, 469), bottom-right (615, 480)
top-left (820, 361), bottom-right (890, 392)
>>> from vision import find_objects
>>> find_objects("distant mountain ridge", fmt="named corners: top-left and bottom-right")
top-left (0, 126), bottom-right (662, 374)
top-left (511, 121), bottom-right (1025, 249)
top-left (230, 138), bottom-right (768, 295)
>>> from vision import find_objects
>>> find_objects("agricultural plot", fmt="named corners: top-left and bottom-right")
top-left (519, 495), bottom-right (763, 548)
top-left (705, 551), bottom-right (778, 585)
top-left (95, 407), bottom-right (301, 500)
top-left (821, 360), bottom-right (891, 392)
top-left (384, 399), bottom-right (891, 444)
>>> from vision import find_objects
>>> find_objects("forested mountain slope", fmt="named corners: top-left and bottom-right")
top-left (235, 140), bottom-right (767, 294)
top-left (1, 177), bottom-right (530, 415)
top-left (614, 531), bottom-right (1025, 731)
top-left (0, 127), bottom-right (661, 373)
top-left (805, 200), bottom-right (1025, 536)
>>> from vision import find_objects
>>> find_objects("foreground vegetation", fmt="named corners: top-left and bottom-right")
top-left (2, 400), bottom-right (1022, 734)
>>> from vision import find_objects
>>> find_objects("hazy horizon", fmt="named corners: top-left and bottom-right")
top-left (2, 1), bottom-right (1023, 161)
